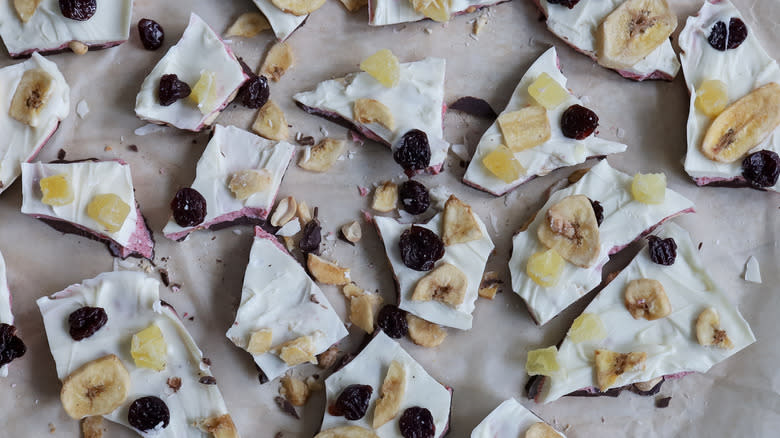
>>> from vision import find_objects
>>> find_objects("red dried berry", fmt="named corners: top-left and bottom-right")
top-left (128, 396), bottom-right (170, 431)
top-left (399, 180), bottom-right (430, 215)
top-left (394, 130), bottom-right (431, 176)
top-left (399, 406), bottom-right (435, 438)
top-left (561, 104), bottom-right (599, 140)
top-left (547, 0), bottom-right (580, 8)
top-left (399, 226), bottom-right (445, 271)
top-left (377, 305), bottom-right (408, 338)
top-left (299, 218), bottom-right (322, 254)
top-left (647, 236), bottom-right (677, 266)
top-left (158, 74), bottom-right (191, 106)
top-left (171, 188), bottom-right (207, 227)
top-left (60, 0), bottom-right (96, 21)
top-left (589, 199), bottom-right (604, 226)
top-left (138, 19), bottom-right (164, 51)
top-left (742, 150), bottom-right (779, 188)
top-left (0, 324), bottom-right (26, 367)
top-left (708, 18), bottom-right (748, 51)
top-left (68, 306), bottom-right (108, 341)
top-left (332, 384), bottom-right (373, 420)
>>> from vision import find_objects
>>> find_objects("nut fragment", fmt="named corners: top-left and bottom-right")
top-left (278, 336), bottom-right (318, 366)
top-left (270, 0), bottom-right (326, 15)
top-left (478, 271), bottom-right (501, 299)
top-left (261, 42), bottom-right (294, 82)
top-left (412, 263), bottom-right (467, 307)
top-left (270, 196), bottom-right (297, 227)
top-left (341, 221), bottom-right (362, 243)
top-left (624, 279), bottom-right (671, 320)
top-left (280, 374), bottom-right (310, 406)
top-left (308, 253), bottom-right (350, 285)
top-left (14, 0), bottom-right (42, 22)
top-left (524, 422), bottom-right (559, 438)
top-left (633, 376), bottom-right (663, 392)
top-left (225, 12), bottom-right (270, 38)
top-left (299, 138), bottom-right (346, 172)
top-left (81, 416), bottom-right (104, 438)
top-left (315, 426), bottom-right (380, 438)
top-left (229, 169), bottom-right (272, 200)
top-left (696, 308), bottom-right (734, 349)
top-left (252, 100), bottom-right (289, 141)
top-left (69, 41), bottom-right (88, 55)
top-left (197, 414), bottom-right (239, 438)
top-left (537, 194), bottom-right (600, 268)
top-left (594, 349), bottom-right (646, 392)
top-left (9, 68), bottom-right (54, 127)
top-left (406, 314), bottom-right (447, 347)
top-left (354, 98), bottom-right (395, 130)
top-left (442, 195), bottom-right (483, 246)
top-left (372, 182), bottom-right (398, 212)
top-left (373, 360), bottom-right (406, 428)
top-left (342, 282), bottom-right (365, 300)
top-left (338, 0), bottom-right (368, 12)
top-left (350, 293), bottom-right (383, 333)
top-left (247, 329), bottom-right (273, 355)
top-left (297, 201), bottom-right (313, 223)
top-left (60, 354), bottom-right (131, 419)
top-left (316, 345), bottom-right (340, 369)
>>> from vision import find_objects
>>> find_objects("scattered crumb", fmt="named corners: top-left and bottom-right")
top-left (104, 146), bottom-right (112, 152)
top-left (57, 149), bottom-right (66, 160)
top-left (320, 126), bottom-right (329, 137)
top-left (744, 256), bottom-right (762, 283)
top-left (274, 396), bottom-right (300, 419)
top-left (76, 100), bottom-right (90, 118)
top-left (49, 423), bottom-right (56, 433)
top-left (424, 28), bottom-right (433, 34)
top-left (128, 144), bottom-right (138, 152)
top-left (158, 269), bottom-right (170, 287)
top-left (473, 11), bottom-right (488, 35)
top-left (134, 123), bottom-right (167, 136)
top-left (655, 396), bottom-right (672, 408)
top-left (698, 242), bottom-right (703, 250)
top-left (166, 377), bottom-right (182, 392)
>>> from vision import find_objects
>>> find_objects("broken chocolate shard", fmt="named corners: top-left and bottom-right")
top-left (449, 96), bottom-right (498, 119)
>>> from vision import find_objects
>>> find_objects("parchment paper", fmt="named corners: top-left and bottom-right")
top-left (0, 0), bottom-right (777, 437)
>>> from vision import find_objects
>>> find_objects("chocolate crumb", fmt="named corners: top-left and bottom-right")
top-left (202, 357), bottom-right (212, 366)
top-left (275, 433), bottom-right (284, 438)
top-left (297, 136), bottom-right (315, 146)
top-left (128, 145), bottom-right (138, 152)
top-left (656, 396), bottom-right (672, 408)
top-left (188, 316), bottom-right (194, 321)
top-left (166, 377), bottom-right (182, 392)
top-left (199, 376), bottom-right (217, 385)
top-left (57, 149), bottom-right (66, 160)
top-left (275, 396), bottom-right (299, 419)
top-left (158, 269), bottom-right (170, 287)
top-left (310, 295), bottom-right (321, 304)
top-left (698, 242), bottom-right (703, 250)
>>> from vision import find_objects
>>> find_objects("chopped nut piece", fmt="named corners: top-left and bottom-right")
top-left (406, 314), bottom-right (447, 347)
top-left (252, 100), bottom-right (289, 141)
top-left (247, 329), bottom-right (273, 355)
top-left (354, 98), bottom-right (395, 130)
top-left (372, 182), bottom-right (398, 212)
top-left (350, 293), bottom-right (383, 333)
top-left (412, 263), bottom-right (467, 307)
top-left (229, 169), bottom-right (272, 200)
top-left (498, 105), bottom-right (551, 152)
top-left (305, 375), bottom-right (324, 392)
top-left (278, 336), bottom-right (318, 366)
top-left (524, 422), bottom-right (559, 438)
top-left (308, 253), bottom-right (350, 285)
top-left (624, 279), bottom-right (671, 320)
top-left (280, 374), bottom-right (310, 406)
top-left (442, 195), bottom-right (483, 246)
top-left (261, 42), bottom-right (295, 82)
top-left (478, 271), bottom-right (501, 299)
top-left (696, 307), bottom-right (734, 349)
top-left (299, 138), bottom-right (346, 172)
top-left (197, 414), bottom-right (239, 438)
top-left (338, 0), bottom-right (368, 12)
top-left (297, 201), bottom-right (313, 223)
top-left (69, 41), bottom-right (88, 55)
top-left (226, 12), bottom-right (270, 38)
top-left (341, 221), bottom-right (362, 243)
top-left (316, 345), bottom-right (340, 369)
top-left (270, 196), bottom-right (297, 227)
top-left (81, 416), bottom-right (104, 438)
top-left (270, 0), bottom-right (326, 15)
top-left (373, 360), bottom-right (406, 428)
top-left (472, 12), bottom-right (488, 35)
top-left (594, 349), bottom-right (647, 392)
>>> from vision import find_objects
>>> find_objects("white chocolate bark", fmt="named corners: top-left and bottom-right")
top-left (0, 250), bottom-right (13, 377)
top-left (369, 0), bottom-right (502, 26)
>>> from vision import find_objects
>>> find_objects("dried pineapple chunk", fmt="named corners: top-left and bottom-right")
top-left (526, 346), bottom-right (559, 376)
top-left (40, 174), bottom-right (74, 206)
top-left (131, 324), bottom-right (167, 371)
top-left (360, 50), bottom-right (400, 88)
top-left (526, 249), bottom-right (565, 288)
top-left (247, 329), bottom-right (273, 355)
top-left (279, 336), bottom-right (318, 366)
top-left (528, 73), bottom-right (568, 110)
top-left (631, 172), bottom-right (666, 204)
top-left (190, 71), bottom-right (219, 114)
top-left (498, 105), bottom-right (551, 152)
top-left (86, 194), bottom-right (131, 233)
top-left (482, 145), bottom-right (524, 183)
top-left (568, 313), bottom-right (607, 343)
top-left (694, 79), bottom-right (728, 118)
top-left (229, 169), bottom-right (272, 200)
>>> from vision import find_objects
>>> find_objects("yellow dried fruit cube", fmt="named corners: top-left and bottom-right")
top-left (526, 248), bottom-right (565, 288)
top-left (631, 172), bottom-right (666, 204)
top-left (190, 71), bottom-right (218, 114)
top-left (525, 346), bottom-right (559, 376)
top-left (482, 145), bottom-right (524, 183)
top-left (40, 174), bottom-right (74, 206)
top-left (527, 73), bottom-right (569, 110)
top-left (131, 324), bottom-right (167, 371)
top-left (498, 105), bottom-right (551, 152)
top-left (568, 313), bottom-right (607, 343)
top-left (247, 329), bottom-right (273, 355)
top-left (279, 336), bottom-right (317, 366)
top-left (694, 79), bottom-right (728, 118)
top-left (360, 49), bottom-right (400, 88)
top-left (229, 169), bottom-right (272, 200)
top-left (86, 193), bottom-right (131, 233)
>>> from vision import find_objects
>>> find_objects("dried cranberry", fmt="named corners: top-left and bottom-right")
top-left (647, 236), bottom-right (677, 266)
top-left (332, 384), bottom-right (373, 420)
top-left (237, 74), bottom-right (270, 109)
top-left (68, 306), bottom-right (108, 341)
top-left (742, 150), bottom-right (780, 188)
top-left (171, 188), bottom-right (207, 227)
top-left (128, 396), bottom-right (170, 431)
top-left (0, 324), bottom-right (26, 367)
top-left (59, 0), bottom-right (96, 21)
top-left (708, 18), bottom-right (748, 51)
top-left (399, 226), bottom-right (445, 271)
top-left (399, 406), bottom-right (435, 438)
top-left (547, 0), bottom-right (580, 8)
top-left (561, 104), bottom-right (599, 140)
top-left (394, 130), bottom-right (431, 175)
top-left (589, 199), bottom-right (604, 226)
top-left (158, 74), bottom-right (191, 106)
top-left (376, 305), bottom-right (408, 338)
top-left (299, 218), bottom-right (322, 254)
top-left (399, 180), bottom-right (430, 215)
top-left (138, 19), bottom-right (164, 51)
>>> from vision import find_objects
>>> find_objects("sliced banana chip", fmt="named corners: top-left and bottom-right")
top-left (696, 307), bottom-right (734, 349)
top-left (270, 0), bottom-right (326, 16)
top-left (225, 12), bottom-right (270, 38)
top-left (594, 349), bottom-right (646, 392)
top-left (372, 181), bottom-right (398, 212)
top-left (9, 68), bottom-right (55, 127)
top-left (525, 422), bottom-right (560, 438)
top-left (412, 262), bottom-right (468, 307)
top-left (406, 314), bottom-right (447, 347)
top-left (354, 98), bottom-right (395, 130)
top-left (197, 414), bottom-right (240, 438)
top-left (261, 42), bottom-right (295, 82)
top-left (252, 100), bottom-right (289, 141)
top-left (624, 278), bottom-right (671, 320)
top-left (442, 195), bottom-right (483, 246)
top-left (537, 194), bottom-right (600, 268)
top-left (597, 0), bottom-right (677, 70)
top-left (60, 354), bottom-right (130, 419)
top-left (299, 138), bottom-right (346, 172)
top-left (373, 360), bottom-right (406, 428)
top-left (307, 253), bottom-right (350, 285)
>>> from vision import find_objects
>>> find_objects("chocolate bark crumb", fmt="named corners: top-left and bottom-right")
top-left (656, 396), bottom-right (672, 408)
top-left (57, 149), bottom-right (66, 160)
top-left (202, 357), bottom-right (212, 366)
top-left (274, 396), bottom-right (300, 419)
top-left (128, 145), bottom-right (139, 152)
top-left (166, 377), bottom-right (182, 392)
top-left (297, 136), bottom-right (315, 146)
top-left (158, 269), bottom-right (170, 287)
top-left (199, 376), bottom-right (217, 385)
